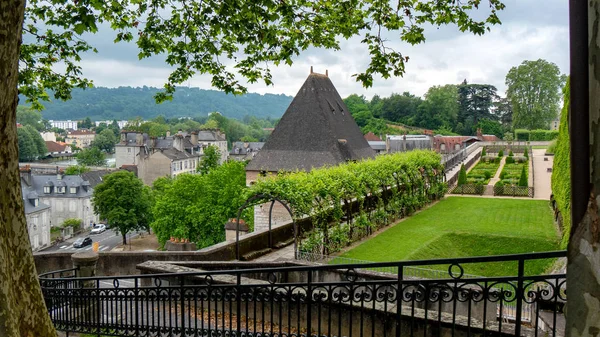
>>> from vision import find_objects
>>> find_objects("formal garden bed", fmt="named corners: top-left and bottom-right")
top-left (338, 197), bottom-right (559, 277)
top-left (465, 157), bottom-right (501, 184)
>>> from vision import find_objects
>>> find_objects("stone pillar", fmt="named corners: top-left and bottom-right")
top-left (72, 251), bottom-right (99, 288)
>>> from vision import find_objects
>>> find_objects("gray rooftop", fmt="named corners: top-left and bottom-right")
top-left (246, 73), bottom-right (375, 172)
top-left (159, 148), bottom-right (201, 160)
top-left (22, 174), bottom-right (94, 199)
top-left (21, 185), bottom-right (50, 215)
top-left (197, 130), bottom-right (226, 142)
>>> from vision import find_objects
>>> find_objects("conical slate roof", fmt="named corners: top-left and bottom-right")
top-left (247, 72), bottom-right (375, 172)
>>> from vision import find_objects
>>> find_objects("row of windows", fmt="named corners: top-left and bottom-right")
top-left (172, 159), bottom-right (198, 172)
top-left (43, 186), bottom-right (77, 194)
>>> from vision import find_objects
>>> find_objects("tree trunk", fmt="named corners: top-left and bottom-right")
top-left (122, 232), bottom-right (127, 245)
top-left (566, 1), bottom-right (600, 335)
top-left (0, 1), bottom-right (58, 336)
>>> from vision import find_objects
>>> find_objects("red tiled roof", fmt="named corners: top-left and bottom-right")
top-left (481, 135), bottom-right (500, 141)
top-left (45, 141), bottom-right (66, 153)
top-left (364, 132), bottom-right (382, 142)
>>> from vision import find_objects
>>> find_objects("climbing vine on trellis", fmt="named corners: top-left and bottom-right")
top-left (248, 150), bottom-right (446, 255)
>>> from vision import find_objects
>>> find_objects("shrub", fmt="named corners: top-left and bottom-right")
top-left (524, 149), bottom-right (529, 159)
top-left (546, 140), bottom-right (557, 154)
top-left (457, 164), bottom-right (467, 185)
top-left (518, 166), bottom-right (528, 187)
top-left (552, 79), bottom-right (571, 247)
top-left (494, 180), bottom-right (504, 187)
top-left (481, 147), bottom-right (486, 156)
top-left (494, 157), bottom-right (501, 164)
top-left (498, 150), bottom-right (504, 157)
top-left (499, 171), bottom-right (507, 180)
top-left (483, 171), bottom-right (492, 180)
top-left (508, 150), bottom-right (514, 157)
top-left (62, 218), bottom-right (82, 231)
top-left (505, 156), bottom-right (515, 164)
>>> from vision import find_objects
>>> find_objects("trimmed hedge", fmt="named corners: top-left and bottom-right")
top-left (515, 129), bottom-right (559, 141)
top-left (551, 80), bottom-right (571, 247)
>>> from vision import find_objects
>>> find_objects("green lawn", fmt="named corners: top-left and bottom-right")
top-left (531, 145), bottom-right (548, 149)
top-left (340, 197), bottom-right (559, 276)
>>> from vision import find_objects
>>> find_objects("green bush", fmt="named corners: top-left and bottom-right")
top-left (494, 180), bottom-right (504, 187)
top-left (494, 157), bottom-right (501, 164)
top-left (458, 164), bottom-right (467, 185)
top-left (524, 149), bottom-right (529, 159)
top-left (481, 147), bottom-right (486, 156)
top-left (505, 156), bottom-right (515, 164)
top-left (518, 166), bottom-right (528, 187)
top-left (483, 171), bottom-right (492, 179)
top-left (499, 171), bottom-right (507, 180)
top-left (498, 150), bottom-right (504, 157)
top-left (515, 129), bottom-right (530, 141)
top-left (62, 218), bottom-right (82, 231)
top-left (508, 150), bottom-right (514, 157)
top-left (551, 79), bottom-right (571, 247)
top-left (546, 140), bottom-right (557, 154)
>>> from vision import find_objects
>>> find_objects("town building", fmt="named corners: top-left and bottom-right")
top-left (550, 118), bottom-right (560, 130)
top-left (246, 69), bottom-right (375, 231)
top-left (94, 120), bottom-right (129, 129)
top-left (20, 168), bottom-right (98, 231)
top-left (45, 141), bottom-right (72, 156)
top-left (196, 130), bottom-right (228, 164)
top-left (386, 134), bottom-right (433, 153)
top-left (229, 142), bottom-right (265, 161)
top-left (65, 130), bottom-right (96, 148)
top-left (49, 120), bottom-right (78, 131)
top-left (40, 131), bottom-right (57, 142)
top-left (21, 185), bottom-right (51, 251)
top-left (115, 131), bottom-right (204, 185)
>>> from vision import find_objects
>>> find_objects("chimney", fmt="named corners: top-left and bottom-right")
top-left (136, 133), bottom-right (143, 146)
top-left (150, 136), bottom-right (157, 148)
top-left (166, 130), bottom-right (171, 137)
top-left (20, 165), bottom-right (32, 186)
top-left (476, 128), bottom-right (483, 140)
top-left (57, 169), bottom-right (63, 180)
top-left (310, 66), bottom-right (313, 74)
top-left (178, 129), bottom-right (183, 135)
top-left (326, 69), bottom-right (328, 77)
top-left (120, 131), bottom-right (127, 143)
top-left (191, 131), bottom-right (198, 146)
top-left (173, 134), bottom-right (184, 152)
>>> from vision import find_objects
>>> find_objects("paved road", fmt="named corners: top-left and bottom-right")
top-left (532, 149), bottom-right (553, 200)
top-left (41, 228), bottom-right (139, 253)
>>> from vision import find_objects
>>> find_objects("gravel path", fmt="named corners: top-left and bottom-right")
top-left (532, 149), bottom-right (553, 200)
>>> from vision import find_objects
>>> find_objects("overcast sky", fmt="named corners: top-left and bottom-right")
top-left (66, 0), bottom-right (568, 100)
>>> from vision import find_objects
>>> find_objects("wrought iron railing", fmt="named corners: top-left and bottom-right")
top-left (40, 251), bottom-right (566, 337)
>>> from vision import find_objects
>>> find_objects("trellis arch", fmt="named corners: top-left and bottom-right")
top-left (235, 193), bottom-right (297, 261)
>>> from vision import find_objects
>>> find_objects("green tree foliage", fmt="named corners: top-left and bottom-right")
top-left (76, 147), bottom-right (106, 167)
top-left (61, 218), bottom-right (81, 231)
top-left (17, 127), bottom-right (38, 162)
top-left (64, 165), bottom-right (91, 175)
top-left (16, 106), bottom-right (44, 130)
top-left (518, 166), bottom-right (528, 187)
top-left (152, 161), bottom-right (247, 248)
top-left (344, 94), bottom-right (373, 127)
top-left (506, 59), bottom-right (566, 130)
top-left (380, 92), bottom-right (423, 125)
top-left (249, 150), bottom-right (445, 254)
top-left (457, 80), bottom-right (500, 135)
top-left (91, 129), bottom-right (118, 153)
top-left (416, 85), bottom-right (459, 130)
top-left (92, 171), bottom-right (153, 244)
top-left (476, 118), bottom-right (503, 138)
top-left (17, 125), bottom-right (46, 161)
top-left (23, 125), bottom-right (47, 157)
top-left (198, 145), bottom-right (221, 175)
top-left (551, 79), bottom-right (571, 247)
top-left (457, 164), bottom-right (468, 185)
top-left (78, 117), bottom-right (93, 129)
top-left (19, 1), bottom-right (505, 109)
top-left (498, 150), bottom-right (504, 157)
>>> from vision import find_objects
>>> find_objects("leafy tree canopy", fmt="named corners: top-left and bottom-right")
top-left (76, 147), bottom-right (106, 166)
top-left (20, 0), bottom-right (504, 109)
top-left (92, 171), bottom-right (153, 244)
top-left (152, 161), bottom-right (247, 248)
top-left (198, 145), bottom-right (221, 175)
top-left (505, 59), bottom-right (566, 130)
top-left (91, 129), bottom-right (117, 153)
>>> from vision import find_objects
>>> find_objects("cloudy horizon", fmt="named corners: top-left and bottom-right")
top-left (60, 0), bottom-right (568, 100)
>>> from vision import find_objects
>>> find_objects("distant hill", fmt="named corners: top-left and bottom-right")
top-left (20, 86), bottom-right (293, 121)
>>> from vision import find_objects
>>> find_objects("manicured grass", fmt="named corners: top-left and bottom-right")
top-left (531, 145), bottom-right (548, 149)
top-left (340, 197), bottom-right (559, 276)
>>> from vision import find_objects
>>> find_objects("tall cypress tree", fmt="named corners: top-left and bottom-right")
top-left (518, 166), bottom-right (528, 187)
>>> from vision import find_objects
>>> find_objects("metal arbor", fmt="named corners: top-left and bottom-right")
top-left (235, 193), bottom-right (296, 260)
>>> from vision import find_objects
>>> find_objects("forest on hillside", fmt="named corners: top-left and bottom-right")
top-left (20, 86), bottom-right (293, 121)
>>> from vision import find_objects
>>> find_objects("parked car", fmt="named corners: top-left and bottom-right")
top-left (91, 224), bottom-right (107, 234)
top-left (73, 237), bottom-right (92, 248)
